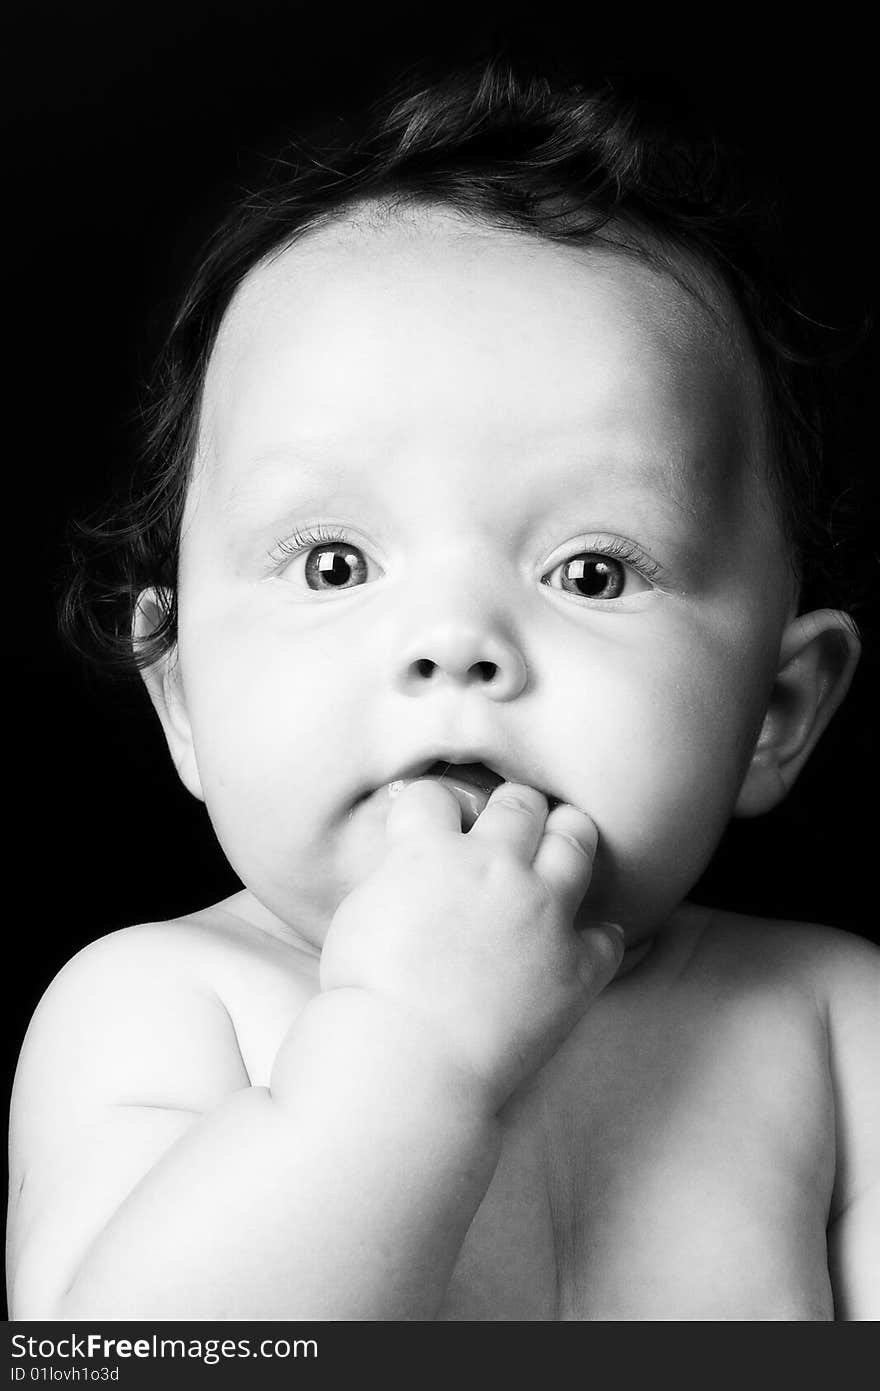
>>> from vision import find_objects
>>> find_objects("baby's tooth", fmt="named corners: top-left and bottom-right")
top-left (442, 781), bottom-right (490, 831)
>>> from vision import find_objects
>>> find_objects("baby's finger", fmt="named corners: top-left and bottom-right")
top-left (533, 803), bottom-right (598, 910)
top-left (469, 783), bottom-right (548, 859)
top-left (385, 778), bottom-right (463, 843)
top-left (575, 923), bottom-right (626, 1000)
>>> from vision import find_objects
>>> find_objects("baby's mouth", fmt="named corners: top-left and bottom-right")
top-left (427, 760), bottom-right (504, 794)
top-left (389, 761), bottom-right (561, 831)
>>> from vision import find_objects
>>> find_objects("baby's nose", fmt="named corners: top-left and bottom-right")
top-left (396, 621), bottom-right (527, 700)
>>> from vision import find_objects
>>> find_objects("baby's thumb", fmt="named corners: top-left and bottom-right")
top-left (576, 923), bottom-right (626, 1000)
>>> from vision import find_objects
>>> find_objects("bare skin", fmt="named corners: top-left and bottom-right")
top-left (7, 212), bottom-right (878, 1319)
top-left (6, 860), bottom-right (878, 1319)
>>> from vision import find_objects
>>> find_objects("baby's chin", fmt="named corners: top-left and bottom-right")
top-left (215, 833), bottom-right (347, 953)
top-left (334, 772), bottom-right (499, 882)
top-left (248, 779), bottom-right (467, 934)
top-left (209, 795), bottom-right (386, 945)
top-left (223, 794), bottom-right (396, 948)
top-left (226, 779), bottom-right (686, 953)
top-left (333, 782), bottom-right (407, 886)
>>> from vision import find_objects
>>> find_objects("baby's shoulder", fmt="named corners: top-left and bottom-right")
top-left (689, 908), bottom-right (879, 1311)
top-left (620, 905), bottom-right (873, 1072)
top-left (7, 908), bottom-right (316, 1318)
top-left (11, 903), bottom-right (316, 1131)
top-left (670, 905), bottom-right (879, 1053)
top-left (683, 904), bottom-right (880, 1009)
top-left (679, 906), bottom-right (879, 1204)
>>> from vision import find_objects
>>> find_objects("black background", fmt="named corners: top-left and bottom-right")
top-left (5, 3), bottom-right (878, 1319)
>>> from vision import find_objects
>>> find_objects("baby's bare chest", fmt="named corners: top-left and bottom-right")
top-left (443, 985), bottom-right (837, 1319)
top-left (217, 934), bottom-right (837, 1320)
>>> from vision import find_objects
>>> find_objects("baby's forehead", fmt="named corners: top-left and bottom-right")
top-left (218, 203), bottom-right (748, 365)
top-left (197, 206), bottom-right (766, 517)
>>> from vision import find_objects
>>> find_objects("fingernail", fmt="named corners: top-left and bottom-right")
top-left (599, 922), bottom-right (626, 960)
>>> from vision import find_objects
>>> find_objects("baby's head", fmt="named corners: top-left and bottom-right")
top-left (63, 61), bottom-right (860, 947)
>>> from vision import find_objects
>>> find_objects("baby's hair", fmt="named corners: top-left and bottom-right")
top-left (59, 57), bottom-right (861, 677)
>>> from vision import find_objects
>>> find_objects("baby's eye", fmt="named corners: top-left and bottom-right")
top-left (269, 527), bottom-right (381, 592)
top-left (543, 553), bottom-right (627, 600)
top-left (541, 542), bottom-right (659, 601)
top-left (303, 542), bottom-right (370, 591)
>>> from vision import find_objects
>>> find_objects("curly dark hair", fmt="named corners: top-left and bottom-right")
top-left (58, 56), bottom-right (861, 678)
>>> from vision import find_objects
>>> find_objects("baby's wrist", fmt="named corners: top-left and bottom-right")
top-left (272, 986), bottom-right (504, 1125)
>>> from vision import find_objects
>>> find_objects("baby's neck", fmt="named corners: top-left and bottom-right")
top-left (611, 901), bottom-right (714, 987)
top-left (615, 935), bottom-right (657, 979)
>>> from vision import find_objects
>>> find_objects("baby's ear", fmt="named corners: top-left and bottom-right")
top-left (734, 608), bottom-right (860, 818)
top-left (133, 589), bottom-right (205, 803)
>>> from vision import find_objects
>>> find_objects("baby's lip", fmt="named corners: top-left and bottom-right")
top-left (376, 757), bottom-right (562, 830)
top-left (418, 760), bottom-right (506, 794)
top-left (393, 767), bottom-right (494, 831)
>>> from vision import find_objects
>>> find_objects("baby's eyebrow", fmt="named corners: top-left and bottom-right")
top-left (527, 441), bottom-right (720, 527)
top-left (218, 444), bottom-right (363, 515)
top-left (216, 435), bottom-right (723, 531)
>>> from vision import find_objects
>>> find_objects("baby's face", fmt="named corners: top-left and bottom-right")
top-left (172, 209), bottom-right (793, 949)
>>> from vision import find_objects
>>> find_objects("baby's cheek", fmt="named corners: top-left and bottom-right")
top-left (574, 664), bottom-right (760, 923)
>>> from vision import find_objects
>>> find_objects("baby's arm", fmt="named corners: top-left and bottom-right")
top-left (8, 782), bottom-right (621, 1320)
top-left (825, 932), bottom-right (880, 1319)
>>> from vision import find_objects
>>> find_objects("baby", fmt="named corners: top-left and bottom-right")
top-left (7, 61), bottom-right (878, 1320)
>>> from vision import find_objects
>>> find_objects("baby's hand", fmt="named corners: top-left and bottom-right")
top-left (320, 781), bottom-right (623, 1110)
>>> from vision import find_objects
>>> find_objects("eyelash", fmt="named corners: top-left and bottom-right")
top-left (552, 535), bottom-right (665, 588)
top-left (266, 526), bottom-right (665, 590)
top-left (268, 524), bottom-right (355, 565)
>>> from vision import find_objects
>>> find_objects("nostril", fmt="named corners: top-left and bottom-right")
top-left (401, 634), bottom-right (525, 700)
top-left (472, 661), bottom-right (497, 683)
